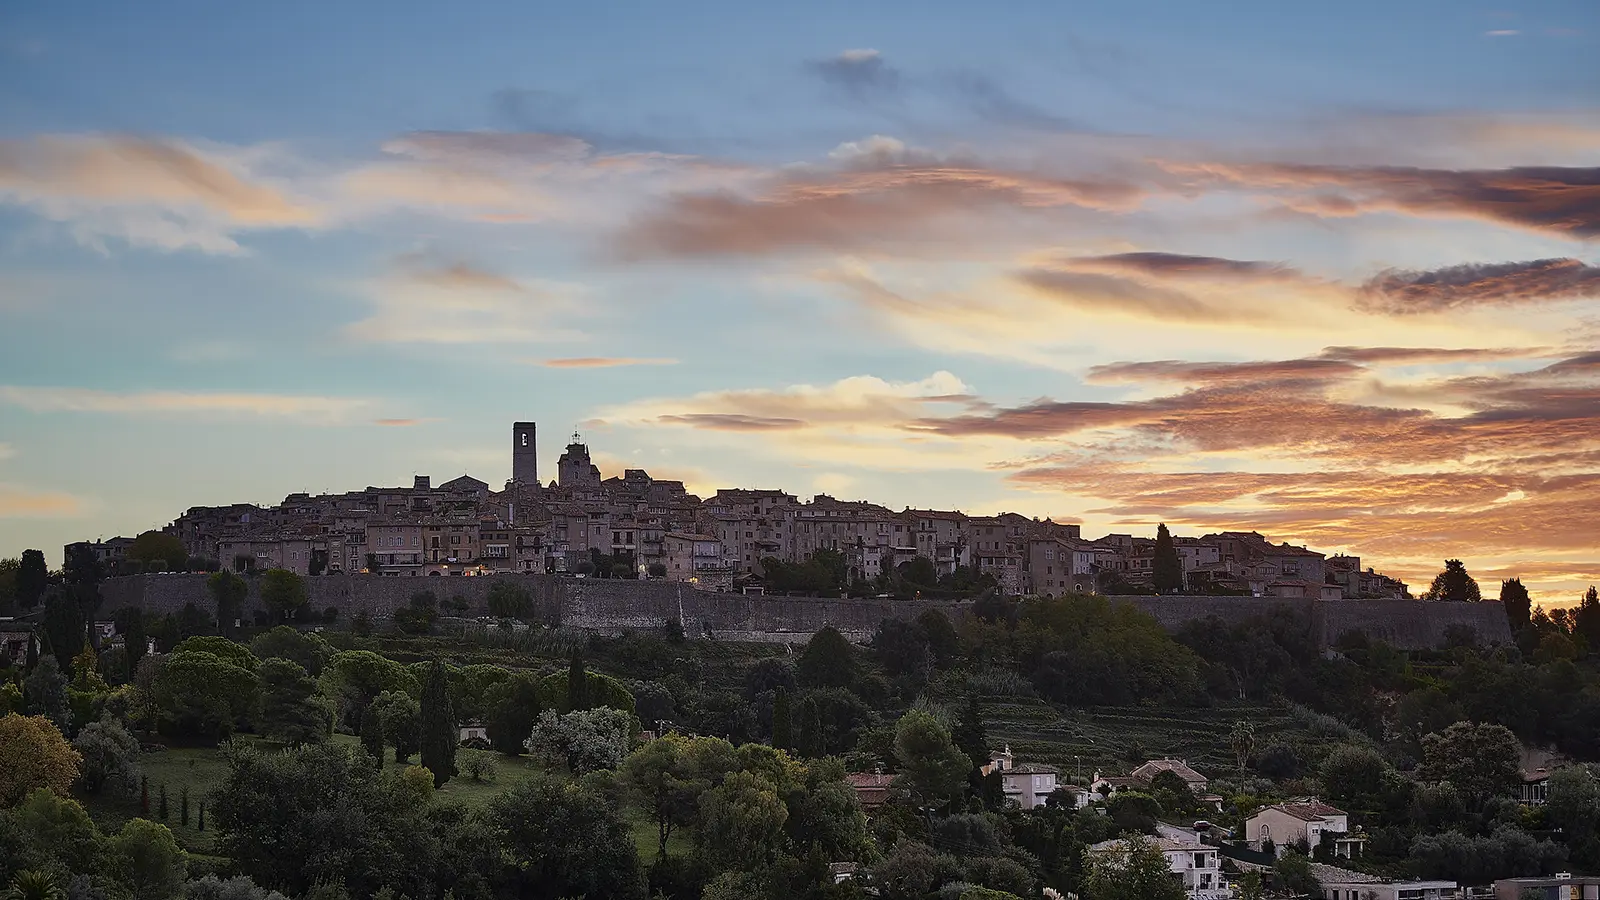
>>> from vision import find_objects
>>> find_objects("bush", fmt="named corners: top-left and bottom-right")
top-left (73, 717), bottom-right (141, 796)
top-left (398, 765), bottom-right (434, 804)
top-left (460, 750), bottom-right (498, 783)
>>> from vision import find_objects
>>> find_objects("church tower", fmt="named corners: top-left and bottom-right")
top-left (512, 422), bottom-right (538, 485)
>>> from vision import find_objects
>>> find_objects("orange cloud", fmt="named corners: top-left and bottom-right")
top-left (540, 357), bottom-right (679, 368)
top-left (0, 484), bottom-right (86, 518)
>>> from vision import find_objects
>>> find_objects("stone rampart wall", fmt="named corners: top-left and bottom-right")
top-left (98, 576), bottom-right (1512, 649)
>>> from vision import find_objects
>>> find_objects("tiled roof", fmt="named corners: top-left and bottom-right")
top-left (1006, 763), bottom-right (1060, 775)
top-left (1254, 801), bottom-right (1345, 822)
top-left (1132, 759), bottom-right (1207, 784)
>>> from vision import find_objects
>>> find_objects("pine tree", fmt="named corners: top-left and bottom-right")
top-left (181, 786), bottom-right (190, 826)
top-left (771, 688), bottom-right (792, 750)
top-left (158, 783), bottom-right (169, 820)
top-left (419, 659), bottom-right (457, 788)
top-left (566, 651), bottom-right (588, 712)
top-left (1422, 559), bottom-right (1481, 602)
top-left (360, 703), bottom-right (385, 767)
top-left (1151, 523), bottom-right (1184, 595)
top-left (139, 776), bottom-right (150, 816)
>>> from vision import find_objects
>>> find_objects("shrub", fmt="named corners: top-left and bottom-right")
top-left (460, 750), bottom-right (497, 783)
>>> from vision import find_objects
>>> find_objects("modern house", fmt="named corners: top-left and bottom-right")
top-left (1089, 837), bottom-right (1231, 900)
top-left (1495, 874), bottom-right (1600, 899)
top-left (1313, 864), bottom-right (1455, 900)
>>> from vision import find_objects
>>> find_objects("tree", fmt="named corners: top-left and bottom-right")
top-left (7, 788), bottom-right (104, 879)
top-left (40, 592), bottom-right (86, 672)
top-left (128, 532), bottom-right (188, 574)
top-left (22, 656), bottom-right (69, 730)
top-left (485, 773), bottom-right (646, 899)
top-left (1501, 578), bottom-right (1532, 631)
top-left (0, 715), bottom-right (81, 804)
top-left (17, 550), bottom-right (48, 610)
top-left (1151, 523), bottom-right (1184, 594)
top-left (530, 708), bottom-right (633, 773)
top-left (3, 871), bottom-right (67, 900)
top-left (369, 690), bottom-right (420, 763)
top-left (1272, 851), bottom-right (1320, 898)
top-left (1319, 743), bottom-right (1391, 805)
top-left (257, 659), bottom-right (327, 746)
top-left (259, 570), bottom-right (307, 624)
top-left (207, 572), bottom-right (249, 639)
top-left (1419, 721), bottom-right (1522, 803)
top-left (358, 704), bottom-right (384, 766)
top-left (771, 688), bottom-right (793, 751)
top-left (1422, 559), bottom-right (1481, 602)
top-left (796, 626), bottom-right (860, 690)
top-left (108, 819), bottom-right (186, 900)
top-left (620, 732), bottom-right (738, 858)
top-left (1230, 720), bottom-right (1256, 775)
top-left (318, 650), bottom-right (418, 730)
top-left (418, 659), bottom-right (456, 787)
top-left (115, 607), bottom-right (148, 673)
top-left (73, 717), bottom-right (141, 795)
top-left (151, 649), bottom-right (259, 740)
top-left (696, 770), bottom-right (789, 871)
top-left (248, 626), bottom-right (331, 677)
top-left (486, 581), bottom-right (531, 619)
top-left (1577, 586), bottom-right (1600, 649)
top-left (484, 672), bottom-right (542, 755)
top-left (210, 742), bottom-right (440, 896)
top-left (1084, 837), bottom-right (1185, 900)
top-left (392, 591), bottom-right (438, 635)
top-left (952, 694), bottom-right (989, 770)
top-left (892, 709), bottom-right (971, 807)
top-left (567, 651), bottom-right (589, 711)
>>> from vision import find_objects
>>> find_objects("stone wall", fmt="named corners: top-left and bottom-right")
top-left (98, 576), bottom-right (1512, 649)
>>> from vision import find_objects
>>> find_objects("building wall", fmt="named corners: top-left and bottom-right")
top-left (95, 576), bottom-right (1512, 649)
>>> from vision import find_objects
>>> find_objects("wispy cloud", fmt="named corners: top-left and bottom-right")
top-left (539, 357), bottom-right (679, 368)
top-left (1357, 258), bottom-right (1600, 314)
top-left (0, 484), bottom-right (86, 518)
top-left (807, 48), bottom-right (901, 100)
top-left (0, 134), bottom-right (316, 252)
top-left (344, 255), bottom-right (585, 345)
top-left (0, 386), bottom-right (369, 422)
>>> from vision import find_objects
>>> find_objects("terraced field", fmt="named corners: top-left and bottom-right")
top-left (978, 697), bottom-right (1303, 781)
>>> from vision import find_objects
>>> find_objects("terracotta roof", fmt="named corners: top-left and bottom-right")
top-left (1254, 801), bottom-right (1345, 822)
top-left (1006, 763), bottom-right (1059, 775)
top-left (1132, 759), bottom-right (1207, 784)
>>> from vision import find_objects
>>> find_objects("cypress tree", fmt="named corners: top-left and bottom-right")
top-left (1152, 523), bottom-right (1184, 594)
top-left (360, 703), bottom-right (385, 767)
top-left (158, 783), bottom-right (169, 820)
top-left (566, 651), bottom-right (588, 712)
top-left (197, 802), bottom-right (205, 831)
top-left (952, 695), bottom-right (989, 770)
top-left (181, 786), bottom-right (190, 826)
top-left (419, 659), bottom-right (457, 788)
top-left (1500, 578), bottom-right (1532, 631)
top-left (771, 688), bottom-right (793, 751)
top-left (139, 776), bottom-right (150, 816)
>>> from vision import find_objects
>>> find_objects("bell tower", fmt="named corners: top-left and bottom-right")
top-left (512, 421), bottom-right (537, 485)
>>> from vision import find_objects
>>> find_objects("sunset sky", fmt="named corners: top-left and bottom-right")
top-left (1, 0), bottom-right (1596, 601)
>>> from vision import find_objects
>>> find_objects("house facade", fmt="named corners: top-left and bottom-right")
top-left (1089, 837), bottom-right (1230, 900)
top-left (984, 747), bottom-right (1061, 810)
top-left (1247, 801), bottom-right (1356, 856)
top-left (1314, 864), bottom-right (1454, 900)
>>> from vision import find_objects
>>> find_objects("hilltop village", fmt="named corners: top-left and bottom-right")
top-left (68, 422), bottom-right (1409, 600)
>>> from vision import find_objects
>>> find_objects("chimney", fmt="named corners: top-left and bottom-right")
top-left (414, 475), bottom-right (431, 491)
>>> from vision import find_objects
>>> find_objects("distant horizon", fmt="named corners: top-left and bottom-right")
top-left (1, 0), bottom-right (1596, 604)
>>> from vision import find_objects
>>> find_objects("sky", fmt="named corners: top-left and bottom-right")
top-left (0, 0), bottom-right (1597, 602)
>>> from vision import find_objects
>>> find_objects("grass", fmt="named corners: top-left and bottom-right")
top-left (79, 733), bottom-right (679, 863)
top-left (977, 697), bottom-right (1305, 782)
